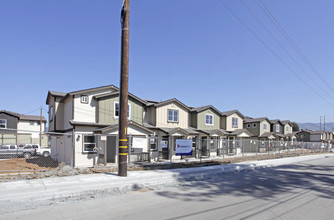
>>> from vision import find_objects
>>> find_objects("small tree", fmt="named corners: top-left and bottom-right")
top-left (291, 122), bottom-right (300, 132)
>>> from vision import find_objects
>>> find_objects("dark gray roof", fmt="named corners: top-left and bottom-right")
top-left (0, 110), bottom-right (47, 122)
top-left (259, 132), bottom-right (278, 138)
top-left (153, 98), bottom-right (190, 111)
top-left (221, 110), bottom-right (245, 118)
top-left (190, 105), bottom-right (222, 115)
top-left (244, 117), bottom-right (269, 123)
top-left (229, 129), bottom-right (254, 137)
top-left (281, 120), bottom-right (292, 126)
top-left (269, 119), bottom-right (283, 125)
top-left (94, 91), bottom-right (147, 105)
top-left (298, 129), bottom-right (324, 135)
top-left (48, 91), bottom-right (66, 97)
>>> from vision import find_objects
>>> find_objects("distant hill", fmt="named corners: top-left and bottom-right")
top-left (297, 122), bottom-right (334, 132)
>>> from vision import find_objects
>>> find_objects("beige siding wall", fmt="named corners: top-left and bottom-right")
top-left (17, 121), bottom-right (46, 133)
top-left (225, 114), bottom-right (243, 131)
top-left (220, 116), bottom-right (226, 130)
top-left (283, 124), bottom-right (292, 134)
top-left (98, 96), bottom-right (143, 125)
top-left (156, 103), bottom-right (188, 128)
top-left (260, 120), bottom-right (270, 135)
top-left (74, 88), bottom-right (114, 123)
top-left (197, 109), bottom-right (220, 130)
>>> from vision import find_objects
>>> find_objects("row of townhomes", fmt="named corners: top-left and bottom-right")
top-left (0, 110), bottom-right (47, 145)
top-left (43, 85), bottom-right (334, 167)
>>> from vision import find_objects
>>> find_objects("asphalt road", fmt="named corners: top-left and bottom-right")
top-left (2, 156), bottom-right (334, 220)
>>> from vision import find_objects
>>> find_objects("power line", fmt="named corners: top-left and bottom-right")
top-left (240, 0), bottom-right (334, 101)
top-left (217, 0), bottom-right (334, 108)
top-left (255, 0), bottom-right (334, 95)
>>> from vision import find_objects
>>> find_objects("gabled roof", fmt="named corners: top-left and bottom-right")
top-left (0, 110), bottom-right (47, 122)
top-left (46, 85), bottom-right (119, 104)
top-left (259, 132), bottom-right (278, 139)
top-left (190, 105), bottom-right (222, 116)
top-left (281, 120), bottom-right (293, 126)
top-left (229, 129), bottom-right (254, 137)
top-left (297, 129), bottom-right (324, 135)
top-left (94, 91), bottom-right (147, 105)
top-left (244, 117), bottom-right (269, 123)
top-left (269, 119), bottom-right (283, 125)
top-left (158, 127), bottom-right (199, 135)
top-left (221, 109), bottom-right (245, 119)
top-left (153, 98), bottom-right (190, 111)
top-left (198, 129), bottom-right (228, 136)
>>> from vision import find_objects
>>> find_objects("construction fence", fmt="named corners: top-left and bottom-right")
top-left (0, 128), bottom-right (332, 172)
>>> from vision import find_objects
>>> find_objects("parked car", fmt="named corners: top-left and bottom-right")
top-left (0, 145), bottom-right (36, 159)
top-left (23, 144), bottom-right (51, 157)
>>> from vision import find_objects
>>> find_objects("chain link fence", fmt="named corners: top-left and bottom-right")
top-left (0, 128), bottom-right (71, 173)
top-left (1, 128), bottom-right (332, 172)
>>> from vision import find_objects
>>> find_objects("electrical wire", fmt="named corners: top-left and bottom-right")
top-left (217, 0), bottom-right (334, 108)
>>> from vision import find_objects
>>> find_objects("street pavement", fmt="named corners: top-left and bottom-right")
top-left (0, 154), bottom-right (333, 219)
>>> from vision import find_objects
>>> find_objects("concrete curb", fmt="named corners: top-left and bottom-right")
top-left (0, 153), bottom-right (333, 213)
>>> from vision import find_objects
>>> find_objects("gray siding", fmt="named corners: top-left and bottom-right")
top-left (244, 122), bottom-right (260, 136)
top-left (220, 116), bottom-right (226, 130)
top-left (0, 113), bottom-right (18, 129)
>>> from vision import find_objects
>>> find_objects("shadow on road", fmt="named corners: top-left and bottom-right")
top-left (155, 157), bottom-right (334, 202)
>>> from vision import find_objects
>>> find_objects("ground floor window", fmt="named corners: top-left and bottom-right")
top-left (83, 135), bottom-right (96, 152)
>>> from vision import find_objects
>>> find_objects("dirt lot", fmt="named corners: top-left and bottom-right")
top-left (0, 151), bottom-right (331, 182)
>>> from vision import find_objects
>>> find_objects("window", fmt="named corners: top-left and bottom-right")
top-left (247, 124), bottom-right (251, 128)
top-left (253, 123), bottom-right (257, 127)
top-left (168, 109), bottom-right (178, 122)
top-left (263, 124), bottom-right (267, 130)
top-left (205, 114), bottom-right (214, 126)
top-left (29, 121), bottom-right (34, 126)
top-left (0, 119), bottom-right (7, 128)
top-left (81, 95), bottom-right (88, 104)
top-left (83, 135), bottom-right (96, 152)
top-left (286, 126), bottom-right (289, 132)
top-left (232, 117), bottom-right (238, 128)
top-left (114, 102), bottom-right (130, 119)
top-left (10, 145), bottom-right (16, 150)
top-left (276, 124), bottom-right (280, 132)
top-left (150, 137), bottom-right (157, 151)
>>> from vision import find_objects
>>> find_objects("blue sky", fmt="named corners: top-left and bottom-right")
top-left (1, 0), bottom-right (334, 124)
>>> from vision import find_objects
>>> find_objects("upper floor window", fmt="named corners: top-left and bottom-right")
top-left (286, 126), bottom-right (289, 132)
top-left (276, 124), bottom-right (280, 132)
top-left (0, 119), bottom-right (7, 128)
top-left (205, 114), bottom-right (213, 126)
top-left (114, 102), bottom-right (130, 119)
top-left (168, 109), bottom-right (178, 122)
top-left (253, 123), bottom-right (257, 128)
top-left (247, 124), bottom-right (251, 128)
top-left (29, 121), bottom-right (34, 126)
top-left (81, 95), bottom-right (89, 104)
top-left (232, 117), bottom-right (238, 128)
top-left (263, 124), bottom-right (267, 130)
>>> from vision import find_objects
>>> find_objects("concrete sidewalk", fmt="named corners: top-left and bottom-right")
top-left (0, 154), bottom-right (333, 213)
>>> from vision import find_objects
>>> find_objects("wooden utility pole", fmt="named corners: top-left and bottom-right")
top-left (118, 0), bottom-right (130, 177)
top-left (40, 107), bottom-right (42, 147)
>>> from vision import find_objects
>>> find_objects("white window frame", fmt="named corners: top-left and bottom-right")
top-left (114, 102), bottom-right (131, 119)
top-left (81, 95), bottom-right (89, 104)
top-left (276, 124), bottom-right (280, 132)
top-left (83, 135), bottom-right (96, 153)
top-left (263, 124), bottom-right (267, 130)
top-left (167, 109), bottom-right (179, 123)
top-left (232, 117), bottom-right (238, 128)
top-left (0, 119), bottom-right (7, 128)
top-left (205, 114), bottom-right (214, 126)
top-left (286, 126), bottom-right (289, 132)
